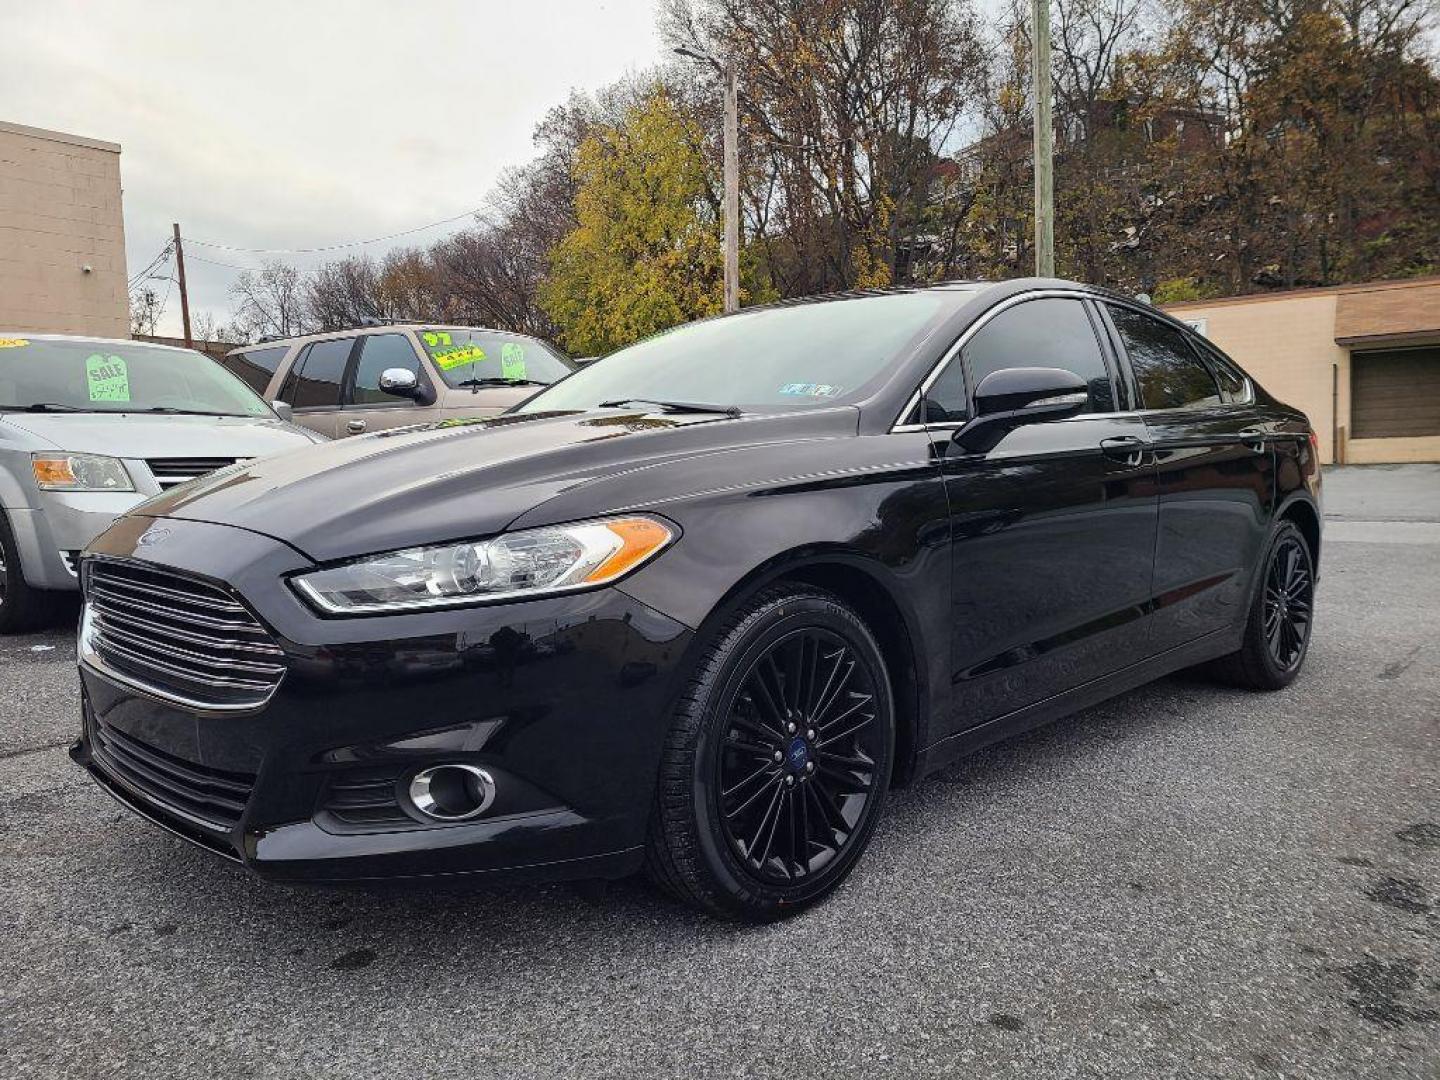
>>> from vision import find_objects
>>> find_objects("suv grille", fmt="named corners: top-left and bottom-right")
top-left (146, 458), bottom-right (244, 489)
top-left (90, 716), bottom-right (255, 833)
top-left (83, 560), bottom-right (286, 711)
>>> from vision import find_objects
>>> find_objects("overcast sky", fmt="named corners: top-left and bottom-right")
top-left (1, 0), bottom-right (666, 336)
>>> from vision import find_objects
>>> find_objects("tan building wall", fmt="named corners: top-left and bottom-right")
top-left (1166, 277), bottom-right (1440, 465)
top-left (0, 121), bottom-right (129, 337)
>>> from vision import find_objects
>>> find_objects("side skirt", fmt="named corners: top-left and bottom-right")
top-left (914, 624), bottom-right (1241, 777)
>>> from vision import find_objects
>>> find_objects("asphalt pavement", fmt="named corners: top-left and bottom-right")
top-left (1, 466), bottom-right (1437, 1079)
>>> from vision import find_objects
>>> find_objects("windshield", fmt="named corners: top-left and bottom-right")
top-left (0, 337), bottom-right (273, 417)
top-left (515, 291), bottom-right (961, 414)
top-left (417, 329), bottom-right (574, 389)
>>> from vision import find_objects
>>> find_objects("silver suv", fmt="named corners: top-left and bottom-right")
top-left (221, 324), bottom-right (575, 439)
top-left (0, 333), bottom-right (324, 631)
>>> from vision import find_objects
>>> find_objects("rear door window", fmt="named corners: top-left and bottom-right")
top-left (1106, 305), bottom-right (1222, 410)
top-left (1193, 339), bottom-right (1254, 404)
top-left (278, 338), bottom-right (352, 409)
top-left (222, 345), bottom-right (288, 395)
top-left (349, 334), bottom-right (426, 406)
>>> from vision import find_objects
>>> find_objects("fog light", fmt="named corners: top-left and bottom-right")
top-left (407, 764), bottom-right (496, 821)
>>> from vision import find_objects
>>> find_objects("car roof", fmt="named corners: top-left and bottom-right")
top-left (0, 332), bottom-right (201, 354)
top-left (227, 323), bottom-right (555, 356)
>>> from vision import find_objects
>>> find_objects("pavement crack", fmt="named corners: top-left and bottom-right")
top-left (0, 738), bottom-right (74, 762)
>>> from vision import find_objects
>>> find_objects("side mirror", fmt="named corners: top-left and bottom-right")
top-left (271, 400), bottom-right (294, 422)
top-left (952, 367), bottom-right (1088, 453)
top-left (379, 367), bottom-right (422, 400)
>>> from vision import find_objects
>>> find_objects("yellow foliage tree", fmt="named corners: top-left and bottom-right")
top-left (540, 89), bottom-right (725, 355)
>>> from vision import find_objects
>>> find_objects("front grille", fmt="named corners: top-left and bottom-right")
top-left (83, 559), bottom-right (286, 711)
top-left (90, 717), bottom-right (256, 832)
top-left (145, 457), bottom-right (244, 489)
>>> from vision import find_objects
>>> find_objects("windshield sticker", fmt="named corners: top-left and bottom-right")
top-left (778, 382), bottom-right (842, 398)
top-left (85, 354), bottom-right (131, 402)
top-left (500, 342), bottom-right (527, 380)
top-left (431, 343), bottom-right (486, 371)
top-left (0, 338), bottom-right (29, 349)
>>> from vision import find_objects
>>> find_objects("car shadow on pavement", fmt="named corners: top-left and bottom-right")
top-left (86, 669), bottom-right (1239, 974)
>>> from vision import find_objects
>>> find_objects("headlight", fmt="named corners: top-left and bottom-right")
top-left (31, 453), bottom-right (135, 492)
top-left (291, 516), bottom-right (676, 614)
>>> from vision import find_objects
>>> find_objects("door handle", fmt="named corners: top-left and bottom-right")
top-left (1238, 427), bottom-right (1268, 453)
top-left (1100, 435), bottom-right (1148, 465)
top-left (346, 419), bottom-right (367, 434)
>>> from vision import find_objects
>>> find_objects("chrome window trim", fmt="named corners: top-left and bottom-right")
top-left (889, 288), bottom-right (1103, 433)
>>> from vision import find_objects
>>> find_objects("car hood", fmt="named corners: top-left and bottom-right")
top-left (438, 385), bottom-right (541, 410)
top-left (136, 406), bottom-right (858, 563)
top-left (1, 413), bottom-right (321, 457)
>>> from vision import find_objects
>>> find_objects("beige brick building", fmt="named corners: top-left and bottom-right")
top-left (1165, 276), bottom-right (1440, 465)
top-left (0, 121), bottom-right (129, 337)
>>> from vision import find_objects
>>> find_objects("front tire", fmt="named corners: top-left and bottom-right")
top-left (0, 512), bottom-right (54, 634)
top-left (646, 584), bottom-right (895, 921)
top-left (1214, 520), bottom-right (1315, 690)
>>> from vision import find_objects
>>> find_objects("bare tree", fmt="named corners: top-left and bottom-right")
top-left (663, 0), bottom-right (990, 290)
top-left (129, 288), bottom-right (161, 336)
top-left (229, 261), bottom-right (308, 339)
top-left (304, 255), bottom-right (387, 330)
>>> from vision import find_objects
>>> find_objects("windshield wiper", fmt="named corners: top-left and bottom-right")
top-left (136, 407), bottom-right (241, 417)
top-left (599, 397), bottom-right (742, 417)
top-left (455, 377), bottom-right (550, 388)
top-left (10, 402), bottom-right (90, 413)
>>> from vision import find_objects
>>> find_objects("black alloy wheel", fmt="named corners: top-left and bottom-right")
top-left (646, 585), bottom-right (895, 920)
top-left (1262, 533), bottom-right (1313, 672)
top-left (716, 625), bottom-right (884, 885)
top-left (1213, 519), bottom-right (1315, 691)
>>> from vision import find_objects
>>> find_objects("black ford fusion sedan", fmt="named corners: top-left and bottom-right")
top-left (71, 278), bottom-right (1321, 921)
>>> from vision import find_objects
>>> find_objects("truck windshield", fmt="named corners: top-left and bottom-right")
top-left (0, 337), bottom-right (273, 417)
top-left (416, 329), bottom-right (574, 389)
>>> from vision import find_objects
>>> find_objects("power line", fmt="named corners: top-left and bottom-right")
top-left (186, 206), bottom-right (485, 255)
top-left (155, 264), bottom-right (178, 327)
top-left (128, 241), bottom-right (174, 290)
top-left (187, 254), bottom-right (327, 274)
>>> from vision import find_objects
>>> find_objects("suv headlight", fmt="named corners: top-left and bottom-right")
top-left (32, 453), bottom-right (135, 492)
top-left (291, 516), bottom-right (676, 615)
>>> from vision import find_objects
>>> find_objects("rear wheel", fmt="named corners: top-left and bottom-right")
top-left (646, 585), bottom-right (895, 921)
top-left (1213, 520), bottom-right (1315, 690)
top-left (0, 512), bottom-right (53, 634)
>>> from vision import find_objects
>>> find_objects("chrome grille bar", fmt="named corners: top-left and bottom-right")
top-left (82, 559), bottom-right (286, 712)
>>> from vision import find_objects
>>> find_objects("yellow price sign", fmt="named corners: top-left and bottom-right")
top-left (432, 344), bottom-right (486, 371)
top-left (0, 338), bottom-right (30, 349)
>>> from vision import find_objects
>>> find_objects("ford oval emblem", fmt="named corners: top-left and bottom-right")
top-left (136, 526), bottom-right (173, 548)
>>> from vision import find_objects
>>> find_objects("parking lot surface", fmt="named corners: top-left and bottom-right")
top-left (2, 466), bottom-right (1437, 1079)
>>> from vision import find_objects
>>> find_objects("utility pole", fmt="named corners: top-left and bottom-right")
top-left (722, 61), bottom-right (740, 314)
top-left (1031, 0), bottom-right (1055, 277)
top-left (172, 222), bottom-right (193, 348)
top-left (676, 46), bottom-right (741, 313)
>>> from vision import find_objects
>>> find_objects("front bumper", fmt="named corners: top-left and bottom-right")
top-left (70, 515), bottom-right (694, 884)
top-left (8, 491), bottom-right (150, 590)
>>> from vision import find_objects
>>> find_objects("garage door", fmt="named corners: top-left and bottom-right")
top-left (1351, 347), bottom-right (1440, 438)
